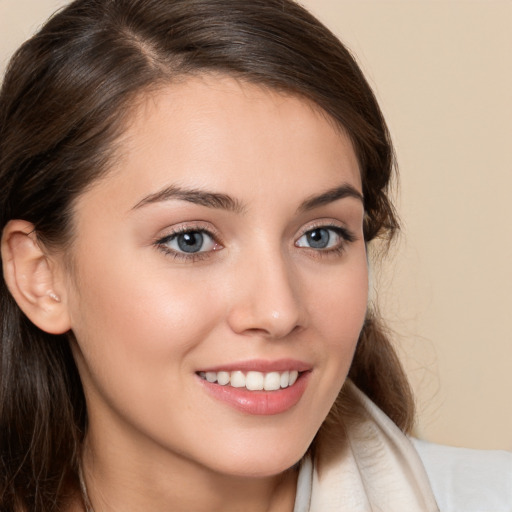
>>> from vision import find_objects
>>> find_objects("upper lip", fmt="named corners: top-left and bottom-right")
top-left (197, 359), bottom-right (312, 373)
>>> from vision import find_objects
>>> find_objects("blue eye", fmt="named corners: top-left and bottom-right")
top-left (176, 231), bottom-right (206, 253)
top-left (296, 227), bottom-right (352, 250)
top-left (159, 230), bottom-right (217, 254)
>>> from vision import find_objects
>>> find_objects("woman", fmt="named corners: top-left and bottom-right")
top-left (0, 1), bottom-right (507, 511)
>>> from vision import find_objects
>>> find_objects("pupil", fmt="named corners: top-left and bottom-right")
top-left (307, 229), bottom-right (329, 249)
top-left (177, 232), bottom-right (203, 253)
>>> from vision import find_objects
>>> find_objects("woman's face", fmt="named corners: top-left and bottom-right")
top-left (62, 75), bottom-right (368, 479)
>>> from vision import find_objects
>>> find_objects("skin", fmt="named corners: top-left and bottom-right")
top-left (45, 76), bottom-right (368, 511)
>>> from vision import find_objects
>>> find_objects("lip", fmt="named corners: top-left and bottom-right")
top-left (197, 358), bottom-right (312, 373)
top-left (196, 360), bottom-right (312, 416)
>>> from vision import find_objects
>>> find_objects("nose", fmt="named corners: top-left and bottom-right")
top-left (226, 250), bottom-right (305, 339)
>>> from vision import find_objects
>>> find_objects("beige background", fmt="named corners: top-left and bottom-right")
top-left (1, 0), bottom-right (511, 451)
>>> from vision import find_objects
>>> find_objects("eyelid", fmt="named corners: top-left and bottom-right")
top-left (297, 219), bottom-right (357, 241)
top-left (153, 222), bottom-right (223, 261)
top-left (294, 220), bottom-right (357, 255)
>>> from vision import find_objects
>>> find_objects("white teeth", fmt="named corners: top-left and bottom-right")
top-left (217, 371), bottom-right (230, 385)
top-left (205, 372), bottom-right (217, 383)
top-left (230, 371), bottom-right (246, 388)
top-left (199, 369), bottom-right (302, 391)
top-left (264, 372), bottom-right (281, 391)
top-left (246, 371), bottom-right (264, 390)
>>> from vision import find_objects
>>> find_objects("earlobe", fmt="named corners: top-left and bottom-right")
top-left (1, 220), bottom-right (71, 334)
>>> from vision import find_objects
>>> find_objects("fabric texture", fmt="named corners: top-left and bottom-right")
top-left (293, 380), bottom-right (512, 511)
top-left (294, 380), bottom-right (439, 511)
top-left (413, 438), bottom-right (512, 512)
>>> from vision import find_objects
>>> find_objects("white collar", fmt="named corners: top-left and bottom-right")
top-left (294, 381), bottom-right (439, 512)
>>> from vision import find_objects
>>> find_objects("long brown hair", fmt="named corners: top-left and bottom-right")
top-left (0, 0), bottom-right (413, 509)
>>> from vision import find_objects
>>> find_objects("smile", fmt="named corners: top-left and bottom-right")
top-left (197, 370), bottom-right (299, 391)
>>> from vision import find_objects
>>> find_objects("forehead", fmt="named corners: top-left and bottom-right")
top-left (76, 75), bottom-right (361, 214)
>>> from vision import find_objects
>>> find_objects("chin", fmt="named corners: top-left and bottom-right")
top-left (205, 440), bottom-right (310, 479)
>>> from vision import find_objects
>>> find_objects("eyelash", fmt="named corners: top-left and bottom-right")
top-left (154, 224), bottom-right (221, 263)
top-left (295, 223), bottom-right (356, 258)
top-left (153, 223), bottom-right (356, 262)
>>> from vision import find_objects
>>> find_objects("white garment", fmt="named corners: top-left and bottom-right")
top-left (294, 381), bottom-right (439, 511)
top-left (293, 381), bottom-right (512, 511)
top-left (413, 438), bottom-right (512, 512)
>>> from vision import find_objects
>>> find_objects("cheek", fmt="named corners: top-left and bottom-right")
top-left (66, 256), bottom-right (229, 439)
top-left (307, 253), bottom-right (368, 386)
top-left (310, 255), bottom-right (368, 340)
top-left (67, 251), bottom-right (223, 378)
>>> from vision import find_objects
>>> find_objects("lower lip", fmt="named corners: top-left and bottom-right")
top-left (198, 372), bottom-right (310, 416)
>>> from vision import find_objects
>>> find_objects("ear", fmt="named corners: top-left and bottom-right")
top-left (1, 220), bottom-right (71, 334)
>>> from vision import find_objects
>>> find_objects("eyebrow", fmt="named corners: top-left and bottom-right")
top-left (132, 182), bottom-right (363, 213)
top-left (297, 183), bottom-right (364, 213)
top-left (132, 184), bottom-right (245, 213)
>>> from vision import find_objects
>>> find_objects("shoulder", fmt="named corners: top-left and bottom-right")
top-left (412, 438), bottom-right (512, 512)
